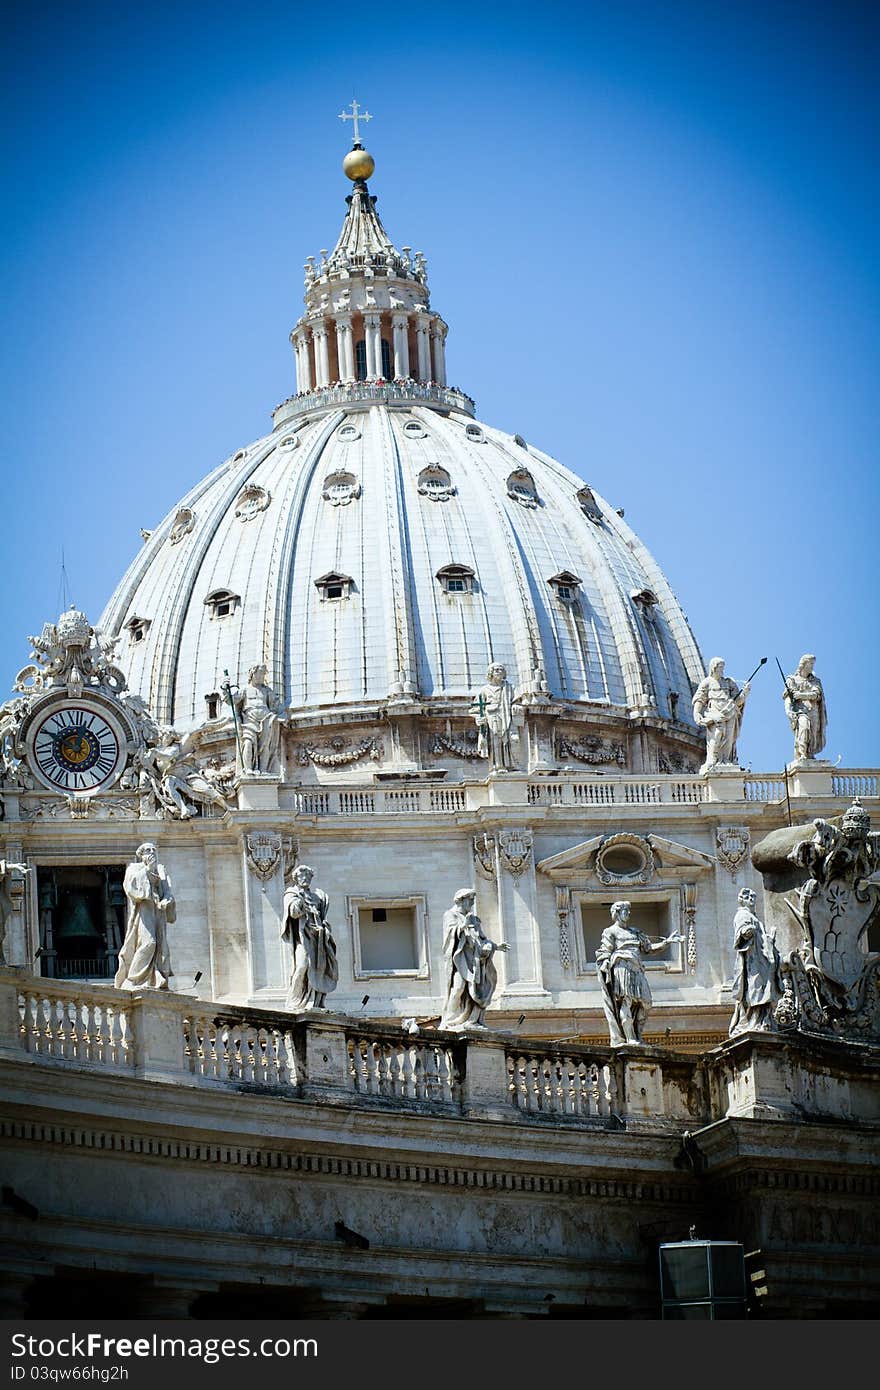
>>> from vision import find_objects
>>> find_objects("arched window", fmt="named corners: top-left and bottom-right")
top-left (436, 564), bottom-right (475, 595)
top-left (204, 589), bottom-right (241, 620)
top-left (380, 338), bottom-right (393, 379)
top-left (417, 466), bottom-right (455, 501)
top-left (355, 340), bottom-right (367, 381)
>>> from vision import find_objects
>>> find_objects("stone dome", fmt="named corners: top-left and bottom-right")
top-left (100, 403), bottom-right (704, 735)
top-left (99, 142), bottom-right (707, 752)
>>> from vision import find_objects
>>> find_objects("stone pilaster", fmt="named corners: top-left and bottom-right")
top-left (293, 328), bottom-right (312, 393)
top-left (312, 323), bottom-right (330, 387)
top-left (363, 312), bottom-right (381, 379)
top-left (431, 318), bottom-right (447, 386)
top-left (335, 313), bottom-right (355, 383)
top-left (415, 317), bottom-right (431, 381)
top-left (391, 312), bottom-right (410, 378)
top-left (239, 830), bottom-right (286, 994)
top-left (493, 828), bottom-right (550, 1001)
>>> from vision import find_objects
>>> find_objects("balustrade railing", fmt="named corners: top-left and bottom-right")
top-left (274, 380), bottom-right (476, 423)
top-left (292, 785), bottom-right (467, 816)
top-left (184, 1012), bottom-right (298, 1088)
top-left (506, 1048), bottom-right (617, 1118)
top-left (290, 770), bottom-right (874, 816)
top-left (347, 1031), bottom-right (461, 1106)
top-left (743, 777), bottom-right (785, 803)
top-left (18, 981), bottom-right (132, 1070)
top-left (832, 771), bottom-right (878, 799)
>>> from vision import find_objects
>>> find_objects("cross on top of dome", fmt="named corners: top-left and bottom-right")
top-left (338, 99), bottom-right (372, 146)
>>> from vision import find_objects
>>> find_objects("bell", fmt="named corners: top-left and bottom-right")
top-left (54, 892), bottom-right (103, 944)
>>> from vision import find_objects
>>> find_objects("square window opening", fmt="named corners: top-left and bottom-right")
top-left (357, 905), bottom-right (419, 973)
top-left (580, 900), bottom-right (673, 969)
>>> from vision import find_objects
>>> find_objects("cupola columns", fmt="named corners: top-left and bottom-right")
top-left (293, 328), bottom-right (312, 393)
top-left (335, 313), bottom-right (355, 382)
top-left (312, 323), bottom-right (330, 388)
top-left (363, 312), bottom-right (381, 380)
top-left (391, 313), bottom-right (410, 379)
top-left (431, 320), bottom-right (448, 387)
top-left (415, 317), bottom-right (432, 382)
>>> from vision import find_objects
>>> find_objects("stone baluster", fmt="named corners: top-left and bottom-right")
top-left (391, 312), bottom-right (410, 379)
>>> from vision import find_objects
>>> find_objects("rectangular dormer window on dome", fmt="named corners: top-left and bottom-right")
top-left (315, 572), bottom-right (354, 601)
top-left (436, 564), bottom-right (475, 596)
top-left (204, 589), bottom-right (241, 621)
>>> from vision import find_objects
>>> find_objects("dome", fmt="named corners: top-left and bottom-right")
top-left (100, 405), bottom-right (705, 737)
top-left (99, 139), bottom-right (707, 758)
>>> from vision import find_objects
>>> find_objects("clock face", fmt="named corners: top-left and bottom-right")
top-left (29, 703), bottom-right (125, 794)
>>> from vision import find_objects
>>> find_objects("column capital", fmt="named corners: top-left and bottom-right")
top-left (363, 310), bottom-right (381, 330)
top-left (334, 311), bottom-right (353, 330)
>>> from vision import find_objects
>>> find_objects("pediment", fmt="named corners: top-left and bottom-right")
top-left (537, 832), bottom-right (713, 885)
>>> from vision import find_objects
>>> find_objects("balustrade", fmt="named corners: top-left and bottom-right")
top-left (506, 1048), bottom-right (617, 1118)
top-left (347, 1032), bottom-right (460, 1106)
top-left (184, 1013), bottom-right (297, 1088)
top-left (832, 772), bottom-right (878, 799)
top-left (18, 981), bottom-right (132, 1070)
top-left (289, 770), bottom-right (873, 818)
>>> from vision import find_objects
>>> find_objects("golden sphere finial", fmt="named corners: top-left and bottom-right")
top-left (343, 146), bottom-right (375, 182)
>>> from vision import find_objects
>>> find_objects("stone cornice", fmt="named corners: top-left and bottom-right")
top-left (0, 1113), bottom-right (696, 1205)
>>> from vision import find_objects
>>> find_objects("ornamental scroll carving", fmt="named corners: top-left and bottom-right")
top-left (681, 882), bottom-right (698, 974)
top-left (472, 833), bottom-right (496, 880)
top-left (168, 508), bottom-right (196, 545)
top-left (498, 828), bottom-right (533, 876)
top-left (594, 833), bottom-right (656, 887)
top-left (716, 826), bottom-right (750, 878)
top-left (296, 737), bottom-right (382, 769)
top-left (556, 886), bottom-right (573, 970)
top-left (245, 831), bottom-right (283, 882)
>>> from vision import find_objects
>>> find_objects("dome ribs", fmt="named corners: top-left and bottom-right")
top-left (275, 411), bottom-right (348, 710)
top-left (377, 408), bottom-right (421, 701)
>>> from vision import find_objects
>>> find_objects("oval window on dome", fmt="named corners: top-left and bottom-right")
top-left (234, 484), bottom-right (271, 522)
top-left (506, 469), bottom-right (539, 508)
top-left (465, 424), bottom-right (484, 443)
top-left (337, 424), bottom-right (361, 442)
top-left (418, 466), bottom-right (455, 502)
top-left (280, 435), bottom-right (300, 450)
top-left (322, 471), bottom-right (361, 507)
top-left (403, 420), bottom-right (427, 438)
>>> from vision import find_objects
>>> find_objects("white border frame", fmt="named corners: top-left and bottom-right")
top-left (347, 894), bottom-right (430, 980)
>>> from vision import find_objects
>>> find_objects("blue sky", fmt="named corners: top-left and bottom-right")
top-left (2, 0), bottom-right (877, 770)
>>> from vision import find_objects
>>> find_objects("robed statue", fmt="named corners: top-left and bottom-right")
top-left (439, 887), bottom-right (508, 1030)
top-left (115, 842), bottom-right (176, 990)
top-left (281, 864), bottom-right (338, 1011)
top-left (783, 654), bottom-right (827, 763)
top-left (728, 887), bottom-right (783, 1036)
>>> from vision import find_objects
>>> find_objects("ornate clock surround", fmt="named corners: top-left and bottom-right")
top-left (20, 693), bottom-right (134, 796)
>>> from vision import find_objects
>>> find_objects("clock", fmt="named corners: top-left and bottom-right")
top-left (26, 701), bottom-right (128, 794)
